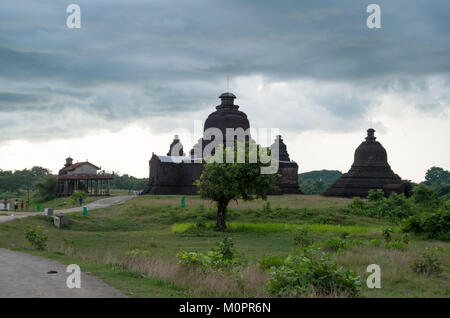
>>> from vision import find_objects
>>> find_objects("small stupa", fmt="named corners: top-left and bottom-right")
top-left (324, 128), bottom-right (406, 197)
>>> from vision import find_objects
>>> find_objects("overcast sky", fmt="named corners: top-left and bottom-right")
top-left (0, 0), bottom-right (449, 182)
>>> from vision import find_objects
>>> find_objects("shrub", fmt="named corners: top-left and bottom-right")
top-left (411, 247), bottom-right (446, 276)
top-left (382, 227), bottom-right (393, 242)
top-left (385, 241), bottom-right (408, 251)
top-left (344, 193), bottom-right (414, 222)
top-left (293, 227), bottom-right (314, 248)
top-left (368, 239), bottom-right (382, 247)
top-left (24, 226), bottom-right (48, 250)
top-left (266, 248), bottom-right (362, 297)
top-left (326, 237), bottom-right (348, 252)
top-left (412, 184), bottom-right (440, 208)
top-left (176, 237), bottom-right (247, 273)
top-left (71, 190), bottom-right (87, 205)
top-left (257, 255), bottom-right (285, 270)
top-left (367, 189), bottom-right (385, 202)
top-left (402, 208), bottom-right (450, 241)
top-left (33, 176), bottom-right (57, 202)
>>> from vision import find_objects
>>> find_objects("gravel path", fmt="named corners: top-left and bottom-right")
top-left (0, 248), bottom-right (124, 298)
top-left (0, 195), bottom-right (133, 224)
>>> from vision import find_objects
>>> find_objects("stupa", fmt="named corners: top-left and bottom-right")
top-left (143, 92), bottom-right (301, 194)
top-left (324, 128), bottom-right (406, 197)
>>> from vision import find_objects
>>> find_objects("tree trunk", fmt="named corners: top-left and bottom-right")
top-left (216, 200), bottom-right (228, 231)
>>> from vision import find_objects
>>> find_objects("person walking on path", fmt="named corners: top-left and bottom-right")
top-left (20, 200), bottom-right (24, 211)
top-left (79, 196), bottom-right (83, 207)
top-left (14, 199), bottom-right (18, 212)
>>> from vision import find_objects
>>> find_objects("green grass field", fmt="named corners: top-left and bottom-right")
top-left (0, 194), bottom-right (448, 297)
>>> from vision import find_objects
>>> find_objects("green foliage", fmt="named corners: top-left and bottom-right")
top-left (411, 247), bottom-right (446, 276)
top-left (293, 227), bottom-right (314, 248)
top-left (412, 184), bottom-right (440, 208)
top-left (402, 208), bottom-right (450, 241)
top-left (326, 237), bottom-right (348, 252)
top-left (385, 240), bottom-right (408, 251)
top-left (99, 170), bottom-right (148, 190)
top-left (368, 239), bottom-right (382, 247)
top-left (176, 237), bottom-right (247, 273)
top-left (33, 176), bottom-right (57, 202)
top-left (266, 248), bottom-right (362, 297)
top-left (344, 192), bottom-right (414, 222)
top-left (298, 170), bottom-right (342, 195)
top-left (382, 227), bottom-right (393, 242)
top-left (367, 189), bottom-right (385, 202)
top-left (0, 166), bottom-right (52, 195)
top-left (172, 222), bottom-right (378, 235)
top-left (257, 255), bottom-right (285, 270)
top-left (424, 167), bottom-right (450, 187)
top-left (195, 141), bottom-right (276, 230)
top-left (24, 226), bottom-right (48, 250)
top-left (71, 190), bottom-right (88, 204)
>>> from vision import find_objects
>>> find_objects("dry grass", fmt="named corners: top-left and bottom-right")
top-left (121, 254), bottom-right (269, 297)
top-left (46, 240), bottom-right (269, 297)
top-left (139, 194), bottom-right (352, 211)
top-left (334, 243), bottom-right (450, 297)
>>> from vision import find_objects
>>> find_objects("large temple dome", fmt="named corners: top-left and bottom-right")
top-left (203, 92), bottom-right (250, 135)
top-left (353, 128), bottom-right (388, 167)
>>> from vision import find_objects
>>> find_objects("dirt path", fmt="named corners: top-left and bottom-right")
top-left (0, 195), bottom-right (133, 224)
top-left (0, 248), bottom-right (124, 298)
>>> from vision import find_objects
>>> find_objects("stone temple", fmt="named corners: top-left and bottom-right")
top-left (324, 128), bottom-right (407, 198)
top-left (143, 93), bottom-right (302, 195)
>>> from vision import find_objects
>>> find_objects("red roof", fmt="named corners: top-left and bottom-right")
top-left (62, 161), bottom-right (101, 171)
top-left (58, 174), bottom-right (113, 180)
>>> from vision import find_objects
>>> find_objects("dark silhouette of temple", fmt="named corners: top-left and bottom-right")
top-left (324, 128), bottom-right (407, 198)
top-left (143, 93), bottom-right (302, 195)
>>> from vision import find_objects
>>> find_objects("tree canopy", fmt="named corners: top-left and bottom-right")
top-left (195, 142), bottom-right (277, 230)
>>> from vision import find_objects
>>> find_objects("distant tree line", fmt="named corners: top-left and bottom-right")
top-left (98, 171), bottom-right (148, 190)
top-left (0, 166), bottom-right (148, 200)
top-left (0, 166), bottom-right (53, 197)
top-left (298, 170), bottom-right (342, 194)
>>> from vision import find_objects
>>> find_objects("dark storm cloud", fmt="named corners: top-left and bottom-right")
top-left (0, 0), bottom-right (449, 142)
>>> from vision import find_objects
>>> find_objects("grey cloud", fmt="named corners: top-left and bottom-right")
top-left (0, 0), bottom-right (449, 143)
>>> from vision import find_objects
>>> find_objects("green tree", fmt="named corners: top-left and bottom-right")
top-left (195, 142), bottom-right (276, 231)
top-left (33, 176), bottom-right (57, 202)
top-left (425, 167), bottom-right (450, 187)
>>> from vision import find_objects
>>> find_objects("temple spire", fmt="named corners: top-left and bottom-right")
top-left (167, 135), bottom-right (185, 156)
top-left (365, 128), bottom-right (376, 142)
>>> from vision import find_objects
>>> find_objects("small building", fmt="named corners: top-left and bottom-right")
top-left (55, 157), bottom-right (113, 197)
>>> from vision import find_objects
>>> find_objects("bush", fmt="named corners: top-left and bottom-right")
top-left (24, 226), bottom-right (48, 250)
top-left (402, 208), bottom-right (450, 241)
top-left (344, 193), bottom-right (414, 222)
top-left (257, 255), bottom-right (285, 270)
top-left (293, 227), bottom-right (314, 248)
top-left (411, 247), bottom-right (446, 276)
top-left (367, 189), bottom-right (385, 202)
top-left (382, 227), bottom-right (393, 242)
top-left (412, 184), bottom-right (440, 208)
top-left (368, 239), bottom-right (382, 247)
top-left (385, 240), bottom-right (408, 251)
top-left (33, 176), bottom-right (57, 202)
top-left (71, 190), bottom-right (87, 205)
top-left (326, 237), bottom-right (348, 252)
top-left (266, 248), bottom-right (362, 297)
top-left (176, 237), bottom-right (247, 273)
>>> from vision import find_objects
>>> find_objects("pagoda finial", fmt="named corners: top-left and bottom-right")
top-left (366, 128), bottom-right (376, 141)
